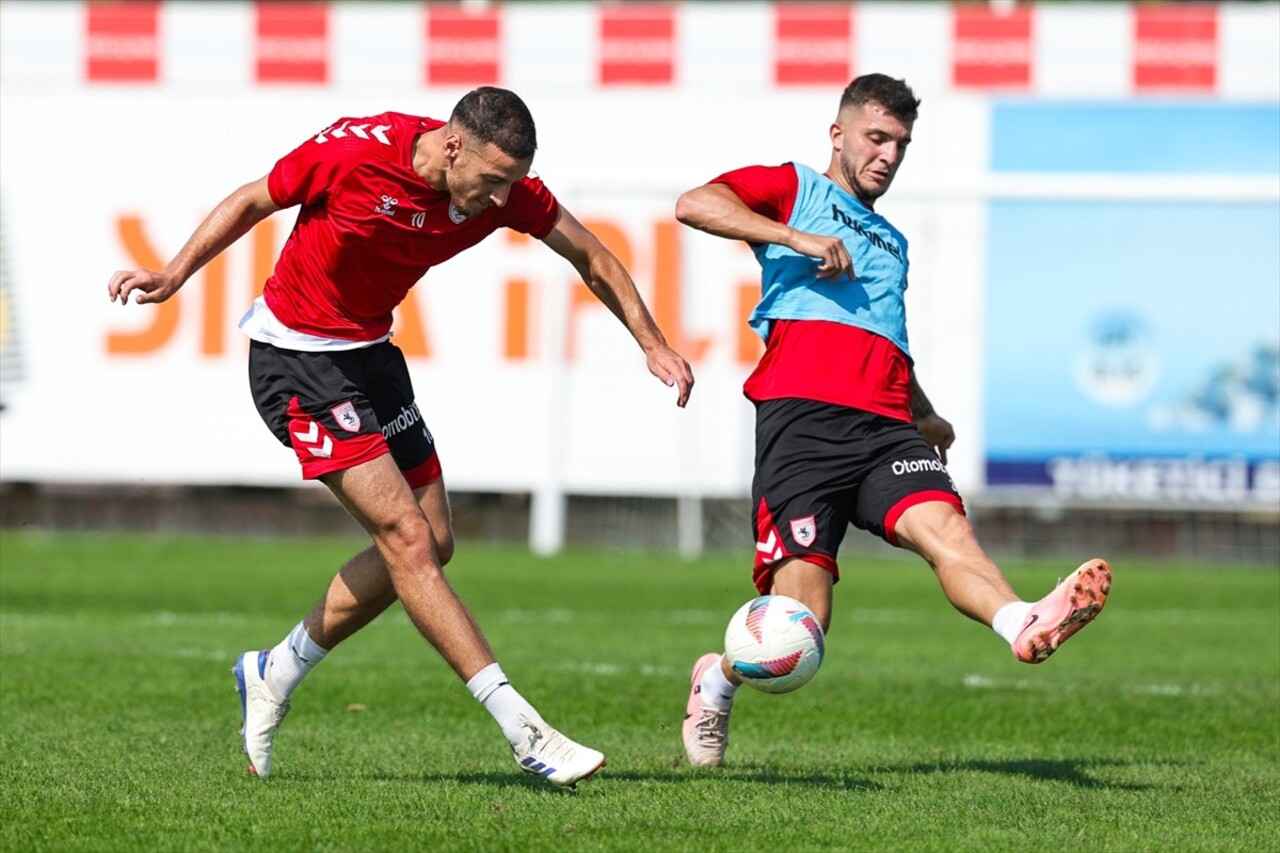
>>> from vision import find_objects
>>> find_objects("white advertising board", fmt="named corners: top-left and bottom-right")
top-left (4, 1), bottom-right (1274, 505)
top-left (0, 87), bottom-right (988, 496)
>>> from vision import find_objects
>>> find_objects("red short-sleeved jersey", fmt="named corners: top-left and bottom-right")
top-left (262, 111), bottom-right (560, 341)
top-left (712, 164), bottom-right (912, 422)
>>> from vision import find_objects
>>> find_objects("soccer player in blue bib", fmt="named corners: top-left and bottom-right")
top-left (676, 74), bottom-right (1112, 767)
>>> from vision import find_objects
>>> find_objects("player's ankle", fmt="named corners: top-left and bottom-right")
top-left (991, 600), bottom-right (1032, 646)
top-left (699, 656), bottom-right (739, 710)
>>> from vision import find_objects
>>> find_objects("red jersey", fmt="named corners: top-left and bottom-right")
top-left (712, 164), bottom-right (912, 422)
top-left (263, 111), bottom-right (560, 341)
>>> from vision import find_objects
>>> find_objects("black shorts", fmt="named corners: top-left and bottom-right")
top-left (247, 340), bottom-right (441, 487)
top-left (751, 398), bottom-right (964, 594)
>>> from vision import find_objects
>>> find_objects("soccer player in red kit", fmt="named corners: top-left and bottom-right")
top-left (673, 74), bottom-right (1110, 768)
top-left (108, 87), bottom-right (693, 787)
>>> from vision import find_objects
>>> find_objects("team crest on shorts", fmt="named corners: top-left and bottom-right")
top-left (447, 203), bottom-right (468, 224)
top-left (330, 401), bottom-right (362, 433)
top-left (790, 515), bottom-right (817, 548)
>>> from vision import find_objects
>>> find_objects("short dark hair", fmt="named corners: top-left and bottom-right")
top-left (839, 74), bottom-right (920, 122)
top-left (449, 86), bottom-right (538, 160)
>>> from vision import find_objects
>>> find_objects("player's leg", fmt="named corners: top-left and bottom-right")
top-left (322, 455), bottom-right (492, 677)
top-left (324, 455), bottom-right (604, 786)
top-left (300, 477), bottom-right (454, 651)
top-left (769, 556), bottom-right (835, 631)
top-left (247, 343), bottom-right (455, 670)
top-left (683, 399), bottom-right (849, 767)
top-left (238, 342), bottom-right (601, 784)
top-left (328, 343), bottom-right (599, 784)
top-left (236, 484), bottom-right (458, 779)
top-left (261, 478), bottom-right (453, 707)
top-left (856, 420), bottom-right (1111, 664)
top-left (892, 501), bottom-right (1017, 625)
top-left (893, 502), bottom-right (1111, 663)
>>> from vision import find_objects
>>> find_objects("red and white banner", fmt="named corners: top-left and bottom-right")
top-left (0, 2), bottom-right (1264, 97)
top-left (952, 5), bottom-right (1033, 90)
top-left (598, 5), bottom-right (676, 86)
top-left (86, 1), bottom-right (159, 83)
top-left (255, 2), bottom-right (328, 84)
top-left (1133, 4), bottom-right (1218, 92)
top-left (773, 5), bottom-right (855, 87)
top-left (426, 6), bottom-right (502, 87)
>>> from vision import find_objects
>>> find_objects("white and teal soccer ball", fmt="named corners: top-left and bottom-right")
top-left (723, 594), bottom-right (825, 694)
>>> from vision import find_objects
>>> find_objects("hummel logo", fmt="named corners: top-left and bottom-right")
top-left (314, 121), bottom-right (392, 145)
top-left (292, 420), bottom-right (333, 458)
top-left (375, 194), bottom-right (399, 216)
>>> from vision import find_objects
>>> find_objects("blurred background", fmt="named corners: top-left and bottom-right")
top-left (0, 0), bottom-right (1276, 563)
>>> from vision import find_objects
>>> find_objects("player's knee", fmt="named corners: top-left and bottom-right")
top-left (935, 507), bottom-right (976, 543)
top-left (435, 533), bottom-right (455, 568)
top-left (899, 501), bottom-right (975, 553)
top-left (376, 514), bottom-right (437, 567)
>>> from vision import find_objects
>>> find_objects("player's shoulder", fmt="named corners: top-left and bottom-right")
top-left (515, 171), bottom-right (553, 195)
top-left (502, 172), bottom-right (557, 215)
top-left (309, 111), bottom-right (442, 155)
top-left (724, 162), bottom-right (799, 177)
top-left (790, 162), bottom-right (820, 180)
top-left (712, 162), bottom-right (799, 191)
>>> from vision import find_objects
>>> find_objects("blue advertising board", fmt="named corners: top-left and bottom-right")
top-left (984, 103), bottom-right (1280, 505)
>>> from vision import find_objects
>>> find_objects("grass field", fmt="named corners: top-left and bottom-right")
top-left (1, 531), bottom-right (1277, 852)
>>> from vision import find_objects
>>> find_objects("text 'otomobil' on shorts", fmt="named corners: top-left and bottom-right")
top-left (750, 397), bottom-right (964, 594)
top-left (247, 340), bottom-right (441, 487)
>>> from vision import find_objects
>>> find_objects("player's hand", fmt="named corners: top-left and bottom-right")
top-left (788, 231), bottom-right (853, 281)
top-left (915, 413), bottom-right (955, 465)
top-left (107, 269), bottom-right (182, 306)
top-left (646, 344), bottom-right (695, 408)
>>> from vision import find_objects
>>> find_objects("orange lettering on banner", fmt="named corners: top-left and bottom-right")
top-left (505, 279), bottom-right (531, 359)
top-left (736, 282), bottom-right (763, 366)
top-left (252, 219), bottom-right (277, 299)
top-left (200, 254), bottom-right (227, 355)
top-left (393, 289), bottom-right (431, 358)
top-left (653, 220), bottom-right (711, 361)
top-left (106, 217), bottom-right (179, 354)
top-left (105, 213), bottom-right (750, 364)
top-left (573, 219), bottom-right (632, 360)
top-left (503, 230), bottom-right (535, 360)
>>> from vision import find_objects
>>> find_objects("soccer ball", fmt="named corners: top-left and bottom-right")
top-left (723, 594), bottom-right (825, 694)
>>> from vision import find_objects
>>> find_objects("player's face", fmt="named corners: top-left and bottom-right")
top-left (445, 135), bottom-right (532, 217)
top-left (830, 101), bottom-right (913, 204)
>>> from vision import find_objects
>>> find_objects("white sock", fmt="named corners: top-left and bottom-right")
top-left (466, 662), bottom-right (545, 747)
top-left (699, 655), bottom-right (739, 710)
top-left (267, 621), bottom-right (329, 700)
top-left (992, 601), bottom-right (1034, 646)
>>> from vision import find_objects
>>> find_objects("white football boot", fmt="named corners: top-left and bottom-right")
top-left (233, 650), bottom-right (291, 779)
top-left (510, 715), bottom-right (605, 788)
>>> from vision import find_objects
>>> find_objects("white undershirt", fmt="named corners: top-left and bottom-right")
top-left (237, 296), bottom-right (391, 352)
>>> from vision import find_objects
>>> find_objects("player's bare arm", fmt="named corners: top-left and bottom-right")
top-left (108, 176), bottom-right (281, 306)
top-left (909, 369), bottom-right (955, 464)
top-left (674, 183), bottom-right (853, 281)
top-left (542, 207), bottom-right (694, 408)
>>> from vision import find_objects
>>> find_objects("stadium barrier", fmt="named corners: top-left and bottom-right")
top-left (1, 1), bottom-right (1276, 560)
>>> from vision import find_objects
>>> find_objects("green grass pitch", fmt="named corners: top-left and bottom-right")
top-left (1, 531), bottom-right (1277, 851)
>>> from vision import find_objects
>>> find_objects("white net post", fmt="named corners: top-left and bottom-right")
top-left (529, 272), bottom-right (569, 556)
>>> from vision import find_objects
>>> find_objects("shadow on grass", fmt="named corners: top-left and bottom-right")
top-left (279, 757), bottom-right (1157, 792)
top-left (283, 765), bottom-right (882, 792)
top-left (896, 757), bottom-right (1160, 790)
